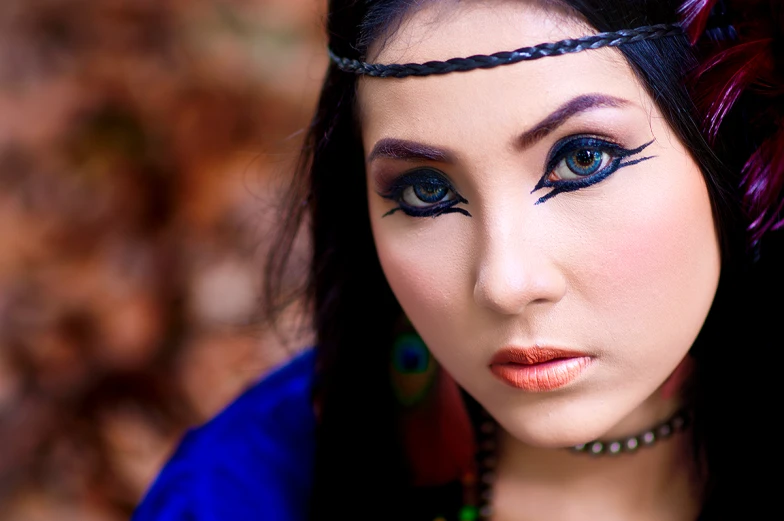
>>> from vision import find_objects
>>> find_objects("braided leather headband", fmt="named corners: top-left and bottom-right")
top-left (328, 23), bottom-right (684, 78)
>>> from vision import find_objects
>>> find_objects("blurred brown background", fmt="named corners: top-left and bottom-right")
top-left (0, 0), bottom-right (324, 519)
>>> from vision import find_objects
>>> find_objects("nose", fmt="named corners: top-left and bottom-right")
top-left (472, 218), bottom-right (567, 315)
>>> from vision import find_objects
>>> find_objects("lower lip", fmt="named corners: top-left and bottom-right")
top-left (490, 357), bottom-right (592, 392)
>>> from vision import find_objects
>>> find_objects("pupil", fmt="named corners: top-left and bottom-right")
top-left (566, 148), bottom-right (602, 176)
top-left (575, 149), bottom-right (598, 167)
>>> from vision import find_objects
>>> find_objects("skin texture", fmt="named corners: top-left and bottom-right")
top-left (359, 1), bottom-right (717, 518)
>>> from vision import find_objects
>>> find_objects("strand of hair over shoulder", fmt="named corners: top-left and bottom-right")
top-left (328, 23), bottom-right (684, 78)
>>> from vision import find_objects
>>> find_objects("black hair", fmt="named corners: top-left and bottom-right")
top-left (264, 0), bottom-right (784, 519)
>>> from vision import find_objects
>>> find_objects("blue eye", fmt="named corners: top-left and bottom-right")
top-left (378, 168), bottom-right (471, 218)
top-left (560, 148), bottom-right (609, 178)
top-left (532, 137), bottom-right (655, 204)
top-left (411, 182), bottom-right (449, 203)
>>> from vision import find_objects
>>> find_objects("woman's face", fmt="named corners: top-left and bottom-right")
top-left (359, 0), bottom-right (720, 446)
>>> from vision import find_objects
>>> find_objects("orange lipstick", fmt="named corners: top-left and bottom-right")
top-left (489, 347), bottom-right (591, 392)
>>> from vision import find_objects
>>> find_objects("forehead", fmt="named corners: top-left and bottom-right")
top-left (357, 1), bottom-right (653, 147)
top-left (366, 0), bottom-right (583, 63)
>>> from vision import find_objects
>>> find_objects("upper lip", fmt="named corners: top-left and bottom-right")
top-left (490, 346), bottom-right (588, 366)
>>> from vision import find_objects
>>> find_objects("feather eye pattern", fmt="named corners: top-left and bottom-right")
top-left (683, 0), bottom-right (784, 244)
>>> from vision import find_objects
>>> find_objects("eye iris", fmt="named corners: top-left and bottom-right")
top-left (566, 148), bottom-right (603, 175)
top-left (414, 183), bottom-right (448, 202)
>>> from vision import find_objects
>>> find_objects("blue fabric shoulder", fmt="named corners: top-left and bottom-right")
top-left (132, 348), bottom-right (317, 521)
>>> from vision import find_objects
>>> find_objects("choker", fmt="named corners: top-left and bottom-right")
top-left (458, 409), bottom-right (693, 520)
top-left (571, 409), bottom-right (692, 456)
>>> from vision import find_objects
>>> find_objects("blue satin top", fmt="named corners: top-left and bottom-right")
top-left (131, 348), bottom-right (316, 521)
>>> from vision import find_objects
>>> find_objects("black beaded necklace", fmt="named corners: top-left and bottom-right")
top-left (447, 408), bottom-right (692, 521)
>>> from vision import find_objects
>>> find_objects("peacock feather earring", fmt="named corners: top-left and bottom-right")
top-left (390, 330), bottom-right (438, 407)
top-left (389, 316), bottom-right (477, 491)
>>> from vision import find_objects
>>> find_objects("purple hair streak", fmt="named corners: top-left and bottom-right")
top-left (683, 0), bottom-right (784, 244)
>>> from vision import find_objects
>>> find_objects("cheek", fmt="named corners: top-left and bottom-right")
top-left (581, 156), bottom-right (720, 360)
top-left (374, 226), bottom-right (467, 314)
top-left (369, 204), bottom-right (473, 334)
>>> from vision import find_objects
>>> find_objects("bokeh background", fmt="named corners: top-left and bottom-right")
top-left (0, 1), bottom-right (324, 519)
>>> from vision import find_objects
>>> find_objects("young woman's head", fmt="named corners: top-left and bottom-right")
top-left (361, 0), bottom-right (720, 449)
top-left (267, 0), bottom-right (779, 518)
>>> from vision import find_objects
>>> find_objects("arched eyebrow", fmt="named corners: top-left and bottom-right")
top-left (366, 93), bottom-right (631, 164)
top-left (517, 93), bottom-right (631, 150)
top-left (367, 138), bottom-right (456, 164)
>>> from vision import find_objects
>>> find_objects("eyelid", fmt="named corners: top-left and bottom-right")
top-left (532, 136), bottom-right (655, 204)
top-left (376, 167), bottom-right (470, 218)
top-left (544, 135), bottom-right (624, 173)
top-left (376, 167), bottom-right (459, 198)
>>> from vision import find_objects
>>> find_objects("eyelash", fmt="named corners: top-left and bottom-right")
top-left (376, 136), bottom-right (655, 218)
top-left (531, 136), bottom-right (655, 204)
top-left (377, 168), bottom-right (470, 218)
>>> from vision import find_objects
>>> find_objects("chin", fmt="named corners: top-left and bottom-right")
top-left (503, 422), bottom-right (602, 449)
top-left (489, 403), bottom-right (623, 450)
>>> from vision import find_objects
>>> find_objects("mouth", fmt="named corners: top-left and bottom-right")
top-left (489, 347), bottom-right (592, 392)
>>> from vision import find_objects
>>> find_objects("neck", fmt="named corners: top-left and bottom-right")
top-left (491, 402), bottom-right (703, 521)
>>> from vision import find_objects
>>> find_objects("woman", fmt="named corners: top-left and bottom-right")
top-left (133, 0), bottom-right (784, 519)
